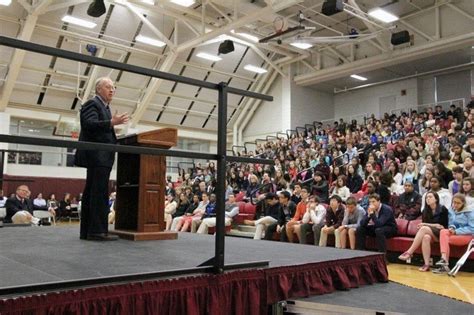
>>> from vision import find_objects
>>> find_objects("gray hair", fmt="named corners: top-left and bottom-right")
top-left (95, 77), bottom-right (113, 94)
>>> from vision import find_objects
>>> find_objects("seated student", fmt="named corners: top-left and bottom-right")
top-left (335, 197), bottom-right (365, 249)
top-left (356, 193), bottom-right (397, 253)
top-left (197, 194), bottom-right (239, 234)
top-left (310, 171), bottom-right (329, 204)
top-left (329, 175), bottom-right (351, 202)
top-left (285, 188), bottom-right (309, 243)
top-left (461, 177), bottom-right (474, 209)
top-left (290, 183), bottom-right (302, 205)
top-left (167, 193), bottom-right (189, 230)
top-left (0, 189), bottom-right (6, 208)
top-left (359, 181), bottom-right (377, 211)
top-left (448, 166), bottom-right (464, 195)
top-left (33, 193), bottom-right (47, 210)
top-left (319, 195), bottom-right (345, 247)
top-left (4, 185), bottom-right (40, 225)
top-left (433, 193), bottom-right (474, 273)
top-left (252, 193), bottom-right (280, 240)
top-left (164, 194), bottom-right (177, 231)
top-left (191, 193), bottom-right (216, 233)
top-left (57, 193), bottom-right (72, 221)
top-left (172, 194), bottom-right (199, 231)
top-left (421, 176), bottom-right (452, 210)
top-left (178, 193), bottom-right (209, 232)
top-left (265, 191), bottom-right (296, 242)
top-left (299, 196), bottom-right (327, 245)
top-left (398, 191), bottom-right (449, 271)
top-left (394, 181), bottom-right (422, 220)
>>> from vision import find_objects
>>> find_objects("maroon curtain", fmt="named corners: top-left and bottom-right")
top-left (0, 255), bottom-right (388, 314)
top-left (0, 270), bottom-right (266, 315)
top-left (264, 254), bottom-right (388, 304)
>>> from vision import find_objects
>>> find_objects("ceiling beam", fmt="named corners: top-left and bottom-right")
top-left (346, 0), bottom-right (389, 52)
top-left (44, 0), bottom-right (90, 13)
top-left (121, 1), bottom-right (177, 52)
top-left (294, 32), bottom-right (474, 86)
top-left (80, 47), bottom-right (106, 104)
top-left (0, 15), bottom-right (39, 111)
top-left (176, 6), bottom-right (273, 53)
top-left (129, 53), bottom-right (178, 127)
top-left (446, 3), bottom-right (474, 21)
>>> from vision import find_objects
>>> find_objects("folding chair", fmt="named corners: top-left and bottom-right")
top-left (448, 239), bottom-right (474, 277)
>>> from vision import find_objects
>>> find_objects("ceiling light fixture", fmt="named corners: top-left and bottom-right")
top-left (135, 35), bottom-right (166, 47)
top-left (141, 0), bottom-right (155, 4)
top-left (290, 42), bottom-right (313, 49)
top-left (231, 30), bottom-right (259, 43)
top-left (244, 65), bottom-right (267, 74)
top-left (368, 8), bottom-right (399, 23)
top-left (170, 0), bottom-right (195, 7)
top-left (0, 0), bottom-right (12, 6)
top-left (350, 74), bottom-right (367, 81)
top-left (196, 52), bottom-right (222, 62)
top-left (61, 15), bottom-right (97, 28)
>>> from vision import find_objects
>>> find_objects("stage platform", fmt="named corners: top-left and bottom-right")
top-left (0, 226), bottom-right (388, 314)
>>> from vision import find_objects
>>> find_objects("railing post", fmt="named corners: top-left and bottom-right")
top-left (214, 82), bottom-right (228, 274)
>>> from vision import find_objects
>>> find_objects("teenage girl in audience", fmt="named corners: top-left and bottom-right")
top-left (398, 191), bottom-right (449, 271)
top-left (433, 193), bottom-right (474, 273)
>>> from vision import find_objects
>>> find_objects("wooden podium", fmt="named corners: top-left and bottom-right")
top-left (112, 128), bottom-right (178, 241)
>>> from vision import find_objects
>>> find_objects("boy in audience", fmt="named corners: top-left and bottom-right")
top-left (252, 193), bottom-right (281, 240)
top-left (197, 194), bottom-right (239, 234)
top-left (285, 188), bottom-right (309, 243)
top-left (271, 191), bottom-right (296, 242)
top-left (299, 196), bottom-right (327, 245)
top-left (394, 181), bottom-right (422, 220)
top-left (356, 193), bottom-right (397, 253)
top-left (319, 195), bottom-right (345, 247)
top-left (335, 197), bottom-right (365, 249)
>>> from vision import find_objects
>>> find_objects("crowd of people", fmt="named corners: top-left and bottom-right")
top-left (1, 102), bottom-right (473, 273)
top-left (167, 102), bottom-right (474, 273)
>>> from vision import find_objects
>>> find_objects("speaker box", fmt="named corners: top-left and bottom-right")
top-left (321, 0), bottom-right (344, 16)
top-left (391, 30), bottom-right (410, 45)
top-left (218, 40), bottom-right (235, 55)
top-left (87, 0), bottom-right (106, 17)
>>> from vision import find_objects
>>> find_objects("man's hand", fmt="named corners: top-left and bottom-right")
top-left (111, 111), bottom-right (129, 126)
top-left (367, 205), bottom-right (375, 215)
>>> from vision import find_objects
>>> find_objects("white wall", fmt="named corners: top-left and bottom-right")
top-left (334, 78), bottom-right (418, 119)
top-left (290, 83), bottom-right (334, 128)
top-left (418, 70), bottom-right (471, 105)
top-left (242, 75), bottom-right (283, 141)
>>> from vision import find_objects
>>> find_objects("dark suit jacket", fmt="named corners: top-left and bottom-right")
top-left (360, 203), bottom-right (397, 229)
top-left (4, 196), bottom-right (33, 223)
top-left (74, 96), bottom-right (117, 168)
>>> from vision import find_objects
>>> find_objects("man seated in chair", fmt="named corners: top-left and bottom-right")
top-left (196, 194), bottom-right (239, 234)
top-left (356, 193), bottom-right (397, 253)
top-left (4, 185), bottom-right (40, 225)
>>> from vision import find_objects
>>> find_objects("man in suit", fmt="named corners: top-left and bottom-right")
top-left (4, 185), bottom-right (40, 225)
top-left (75, 77), bottom-right (129, 241)
top-left (356, 193), bottom-right (397, 253)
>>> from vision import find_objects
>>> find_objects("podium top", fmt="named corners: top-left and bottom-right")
top-left (118, 128), bottom-right (177, 148)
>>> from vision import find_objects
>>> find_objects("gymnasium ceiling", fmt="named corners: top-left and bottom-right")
top-left (0, 0), bottom-right (473, 132)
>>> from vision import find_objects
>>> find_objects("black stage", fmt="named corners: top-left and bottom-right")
top-left (0, 226), bottom-right (388, 314)
top-left (0, 225), bottom-right (382, 290)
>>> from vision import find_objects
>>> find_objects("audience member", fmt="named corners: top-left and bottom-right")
top-left (335, 197), bottom-right (365, 249)
top-left (197, 194), bottom-right (239, 234)
top-left (433, 193), bottom-right (474, 273)
top-left (398, 191), bottom-right (449, 271)
top-left (4, 185), bottom-right (40, 225)
top-left (356, 193), bottom-right (397, 253)
top-left (319, 195), bottom-right (345, 247)
top-left (394, 182), bottom-right (422, 220)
